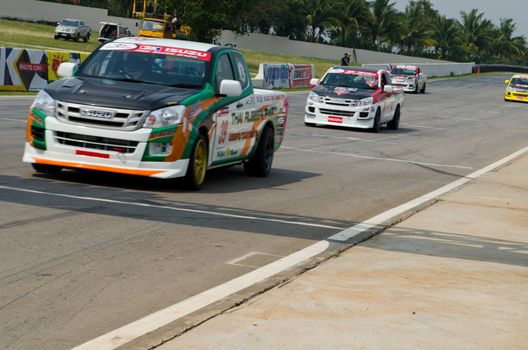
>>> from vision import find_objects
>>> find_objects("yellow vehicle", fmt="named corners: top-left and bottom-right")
top-left (504, 74), bottom-right (528, 103)
top-left (137, 18), bottom-right (191, 40)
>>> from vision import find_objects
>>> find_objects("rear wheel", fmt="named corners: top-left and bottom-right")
top-left (244, 126), bottom-right (274, 177)
top-left (371, 109), bottom-right (381, 133)
top-left (32, 163), bottom-right (62, 175)
top-left (183, 134), bottom-right (208, 190)
top-left (387, 105), bottom-right (400, 130)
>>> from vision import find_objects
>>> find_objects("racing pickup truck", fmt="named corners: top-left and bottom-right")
top-left (305, 66), bottom-right (404, 132)
top-left (390, 64), bottom-right (427, 93)
top-left (23, 37), bottom-right (288, 189)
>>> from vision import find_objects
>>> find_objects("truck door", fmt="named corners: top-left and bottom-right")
top-left (211, 53), bottom-right (254, 164)
top-left (380, 72), bottom-right (394, 122)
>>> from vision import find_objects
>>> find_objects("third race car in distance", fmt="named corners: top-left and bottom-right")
top-left (504, 74), bottom-right (528, 103)
top-left (305, 66), bottom-right (405, 132)
top-left (390, 64), bottom-right (427, 93)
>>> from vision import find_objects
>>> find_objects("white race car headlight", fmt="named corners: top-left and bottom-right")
top-left (356, 97), bottom-right (373, 107)
top-left (31, 90), bottom-right (56, 118)
top-left (143, 105), bottom-right (185, 128)
top-left (308, 91), bottom-right (319, 103)
top-left (507, 86), bottom-right (518, 92)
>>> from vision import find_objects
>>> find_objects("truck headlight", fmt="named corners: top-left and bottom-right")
top-left (31, 90), bottom-right (56, 118)
top-left (356, 97), bottom-right (373, 107)
top-left (308, 91), bottom-right (319, 103)
top-left (143, 105), bottom-right (185, 128)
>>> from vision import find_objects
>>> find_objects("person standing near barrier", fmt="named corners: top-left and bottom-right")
top-left (340, 53), bottom-right (350, 66)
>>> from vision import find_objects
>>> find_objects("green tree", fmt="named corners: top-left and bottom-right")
top-left (431, 15), bottom-right (461, 60)
top-left (459, 9), bottom-right (494, 62)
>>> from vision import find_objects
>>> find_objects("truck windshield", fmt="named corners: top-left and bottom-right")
top-left (77, 49), bottom-right (206, 88)
top-left (321, 70), bottom-right (378, 90)
top-left (59, 19), bottom-right (79, 27)
top-left (392, 67), bottom-right (416, 75)
top-left (140, 20), bottom-right (165, 32)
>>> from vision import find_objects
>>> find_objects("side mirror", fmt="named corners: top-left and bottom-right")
top-left (505, 80), bottom-right (510, 85)
top-left (218, 80), bottom-right (242, 97)
top-left (383, 85), bottom-right (394, 93)
top-left (135, 22), bottom-right (139, 27)
top-left (57, 62), bottom-right (77, 79)
top-left (309, 78), bottom-right (319, 86)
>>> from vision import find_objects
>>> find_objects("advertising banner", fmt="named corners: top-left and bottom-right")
top-left (47, 50), bottom-right (89, 82)
top-left (0, 48), bottom-right (48, 91)
top-left (288, 64), bottom-right (314, 88)
top-left (262, 64), bottom-right (290, 89)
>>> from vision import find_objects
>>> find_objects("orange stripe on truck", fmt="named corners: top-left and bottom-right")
top-left (33, 158), bottom-right (164, 177)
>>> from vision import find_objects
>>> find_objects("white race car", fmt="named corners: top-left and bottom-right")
top-left (390, 65), bottom-right (427, 93)
top-left (305, 66), bottom-right (405, 132)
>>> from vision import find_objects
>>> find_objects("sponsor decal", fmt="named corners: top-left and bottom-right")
top-left (149, 129), bottom-right (176, 140)
top-left (18, 62), bottom-right (47, 73)
top-left (100, 43), bottom-right (139, 51)
top-left (328, 116), bottom-right (343, 123)
top-left (132, 45), bottom-right (211, 61)
top-left (31, 112), bottom-right (44, 125)
top-left (229, 130), bottom-right (258, 142)
top-left (80, 108), bottom-right (114, 119)
top-left (335, 87), bottom-right (358, 95)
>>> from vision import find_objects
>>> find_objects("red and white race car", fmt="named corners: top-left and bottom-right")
top-left (390, 64), bottom-right (427, 93)
top-left (305, 66), bottom-right (405, 132)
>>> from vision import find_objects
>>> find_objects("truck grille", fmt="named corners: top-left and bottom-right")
top-left (56, 101), bottom-right (147, 130)
top-left (321, 97), bottom-right (357, 107)
top-left (55, 131), bottom-right (139, 154)
top-left (319, 108), bottom-right (356, 117)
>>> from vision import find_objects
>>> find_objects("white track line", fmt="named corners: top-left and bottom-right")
top-left (0, 186), bottom-right (344, 230)
top-left (282, 146), bottom-right (473, 169)
top-left (71, 144), bottom-right (528, 349)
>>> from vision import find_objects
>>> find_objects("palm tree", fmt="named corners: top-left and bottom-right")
top-left (368, 0), bottom-right (400, 51)
top-left (431, 15), bottom-right (461, 60)
top-left (459, 9), bottom-right (494, 62)
top-left (487, 18), bottom-right (526, 63)
top-left (305, 0), bottom-right (334, 42)
top-left (397, 1), bottom-right (434, 56)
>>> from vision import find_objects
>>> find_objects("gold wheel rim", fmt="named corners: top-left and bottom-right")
top-left (193, 139), bottom-right (207, 185)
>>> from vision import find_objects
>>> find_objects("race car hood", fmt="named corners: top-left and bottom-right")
top-left (511, 84), bottom-right (528, 92)
top-left (45, 77), bottom-right (199, 110)
top-left (313, 84), bottom-right (376, 100)
top-left (392, 75), bottom-right (413, 80)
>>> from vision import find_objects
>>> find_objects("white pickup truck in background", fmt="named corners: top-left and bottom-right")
top-left (390, 65), bottom-right (427, 93)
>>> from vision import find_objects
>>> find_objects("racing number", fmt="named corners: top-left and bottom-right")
top-left (218, 119), bottom-right (228, 146)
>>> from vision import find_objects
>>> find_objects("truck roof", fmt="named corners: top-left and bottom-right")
top-left (113, 37), bottom-right (218, 52)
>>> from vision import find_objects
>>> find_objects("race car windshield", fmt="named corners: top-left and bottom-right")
top-left (392, 68), bottom-right (416, 75)
top-left (140, 20), bottom-right (165, 32)
top-left (510, 77), bottom-right (528, 87)
top-left (77, 50), bottom-right (206, 88)
top-left (322, 72), bottom-right (378, 90)
top-left (59, 20), bottom-right (79, 27)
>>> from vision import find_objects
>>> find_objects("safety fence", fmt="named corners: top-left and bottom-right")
top-left (253, 64), bottom-right (315, 89)
top-left (0, 47), bottom-right (89, 92)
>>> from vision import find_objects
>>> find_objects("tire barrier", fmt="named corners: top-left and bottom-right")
top-left (0, 47), bottom-right (89, 92)
top-left (473, 64), bottom-right (528, 74)
top-left (253, 63), bottom-right (315, 89)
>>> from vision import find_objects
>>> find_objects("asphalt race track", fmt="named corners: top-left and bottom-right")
top-left (0, 74), bottom-right (527, 350)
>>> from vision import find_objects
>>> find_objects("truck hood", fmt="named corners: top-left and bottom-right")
top-left (45, 77), bottom-right (199, 110)
top-left (313, 84), bottom-right (376, 100)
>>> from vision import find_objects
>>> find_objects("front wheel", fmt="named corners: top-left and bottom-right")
top-left (32, 163), bottom-right (62, 175)
top-left (74, 33), bottom-right (80, 42)
top-left (414, 82), bottom-right (419, 94)
top-left (371, 109), bottom-right (381, 133)
top-left (305, 122), bottom-right (316, 127)
top-left (420, 82), bottom-right (426, 94)
top-left (83, 33), bottom-right (90, 42)
top-left (387, 105), bottom-right (400, 130)
top-left (183, 134), bottom-right (208, 190)
top-left (244, 126), bottom-right (274, 177)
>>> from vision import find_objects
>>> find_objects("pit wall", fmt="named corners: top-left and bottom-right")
top-left (0, 47), bottom-right (89, 92)
top-left (362, 63), bottom-right (475, 78)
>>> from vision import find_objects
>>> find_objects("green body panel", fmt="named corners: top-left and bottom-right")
top-left (31, 108), bottom-right (47, 150)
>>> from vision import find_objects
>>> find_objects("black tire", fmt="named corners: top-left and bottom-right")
top-left (244, 126), bottom-right (274, 177)
top-left (305, 122), bottom-right (316, 127)
top-left (74, 33), bottom-right (80, 42)
top-left (83, 33), bottom-right (89, 42)
top-left (420, 82), bottom-right (426, 94)
top-left (183, 133), bottom-right (208, 190)
top-left (387, 105), bottom-right (400, 130)
top-left (371, 109), bottom-right (381, 133)
top-left (54, 35), bottom-right (58, 40)
top-left (414, 82), bottom-right (419, 94)
top-left (32, 163), bottom-right (62, 175)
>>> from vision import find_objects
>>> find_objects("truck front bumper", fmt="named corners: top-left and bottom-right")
top-left (304, 103), bottom-right (375, 129)
top-left (23, 117), bottom-right (189, 179)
